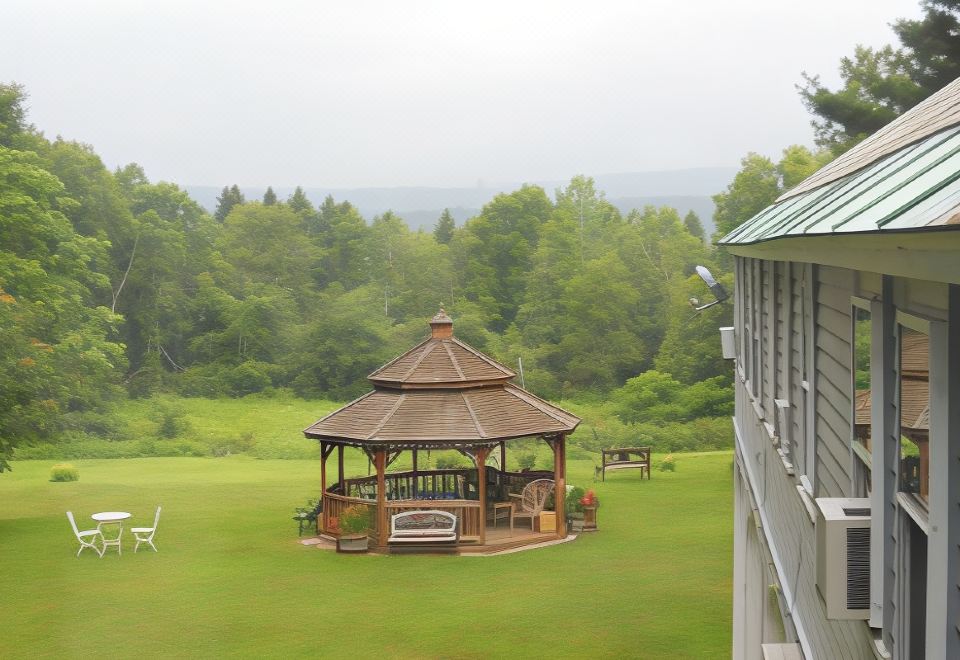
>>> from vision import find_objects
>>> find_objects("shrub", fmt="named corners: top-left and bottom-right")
top-left (565, 485), bottom-right (586, 517)
top-left (515, 451), bottom-right (537, 471)
top-left (50, 463), bottom-right (79, 482)
top-left (225, 361), bottom-right (272, 396)
top-left (435, 453), bottom-right (467, 470)
top-left (339, 504), bottom-right (373, 535)
top-left (659, 454), bottom-right (677, 472)
top-left (154, 404), bottom-right (191, 439)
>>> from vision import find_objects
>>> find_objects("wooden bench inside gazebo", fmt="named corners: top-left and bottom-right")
top-left (302, 308), bottom-right (581, 553)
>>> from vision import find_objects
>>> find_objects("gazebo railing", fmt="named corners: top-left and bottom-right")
top-left (385, 500), bottom-right (483, 541)
top-left (322, 467), bottom-right (554, 542)
top-left (330, 467), bottom-right (553, 502)
top-left (322, 493), bottom-right (379, 538)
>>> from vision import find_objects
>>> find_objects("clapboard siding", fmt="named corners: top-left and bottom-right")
top-left (735, 375), bottom-right (874, 659)
top-left (857, 270), bottom-right (883, 297)
top-left (733, 248), bottom-right (959, 658)
top-left (815, 278), bottom-right (854, 497)
top-left (903, 277), bottom-right (949, 318)
top-left (816, 305), bottom-right (849, 342)
top-left (761, 261), bottom-right (772, 412)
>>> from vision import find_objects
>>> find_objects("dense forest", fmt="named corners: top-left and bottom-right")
top-left (2, 0), bottom-right (956, 469)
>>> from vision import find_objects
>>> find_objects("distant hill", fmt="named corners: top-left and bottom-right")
top-left (184, 167), bottom-right (735, 237)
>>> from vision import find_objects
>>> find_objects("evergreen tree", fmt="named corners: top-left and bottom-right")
top-left (683, 210), bottom-right (705, 241)
top-left (215, 184), bottom-right (244, 222)
top-left (287, 186), bottom-right (314, 215)
top-left (433, 208), bottom-right (456, 244)
top-left (800, 0), bottom-right (960, 153)
top-left (263, 186), bottom-right (277, 206)
top-left (894, 1), bottom-right (960, 93)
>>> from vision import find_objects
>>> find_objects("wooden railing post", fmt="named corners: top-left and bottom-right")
top-left (475, 447), bottom-right (491, 546)
top-left (320, 442), bottom-right (328, 534)
top-left (554, 434), bottom-right (567, 538)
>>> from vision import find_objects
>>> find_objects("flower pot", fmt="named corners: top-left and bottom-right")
top-left (570, 518), bottom-right (585, 533)
top-left (582, 505), bottom-right (598, 531)
top-left (337, 533), bottom-right (369, 553)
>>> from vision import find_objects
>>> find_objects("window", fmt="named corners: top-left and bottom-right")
top-left (897, 321), bottom-right (929, 505)
top-left (851, 298), bottom-right (872, 497)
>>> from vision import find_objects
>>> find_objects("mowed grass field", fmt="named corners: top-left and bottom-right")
top-left (0, 448), bottom-right (733, 658)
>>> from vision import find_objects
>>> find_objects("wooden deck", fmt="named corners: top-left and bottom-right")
top-left (456, 526), bottom-right (557, 554)
top-left (371, 524), bottom-right (558, 555)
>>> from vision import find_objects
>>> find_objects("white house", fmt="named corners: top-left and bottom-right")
top-left (719, 77), bottom-right (960, 659)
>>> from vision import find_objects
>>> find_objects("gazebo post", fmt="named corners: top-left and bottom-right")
top-left (374, 449), bottom-right (388, 547)
top-left (553, 434), bottom-right (567, 538)
top-left (500, 441), bottom-right (506, 471)
top-left (412, 448), bottom-right (419, 496)
top-left (475, 447), bottom-right (491, 546)
top-left (337, 444), bottom-right (344, 491)
top-left (320, 441), bottom-right (328, 533)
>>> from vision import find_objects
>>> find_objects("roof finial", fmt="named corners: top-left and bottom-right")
top-left (430, 305), bottom-right (453, 339)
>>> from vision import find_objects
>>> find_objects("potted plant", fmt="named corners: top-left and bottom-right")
top-left (580, 489), bottom-right (599, 531)
top-left (336, 505), bottom-right (373, 553)
top-left (565, 485), bottom-right (586, 532)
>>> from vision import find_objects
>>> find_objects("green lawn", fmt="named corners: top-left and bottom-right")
top-left (0, 451), bottom-right (732, 658)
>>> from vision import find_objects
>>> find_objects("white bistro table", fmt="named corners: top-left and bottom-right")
top-left (91, 512), bottom-right (131, 555)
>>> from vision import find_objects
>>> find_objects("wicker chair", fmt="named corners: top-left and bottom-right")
top-left (509, 479), bottom-right (555, 531)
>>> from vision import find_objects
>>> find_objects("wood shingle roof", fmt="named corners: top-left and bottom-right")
top-left (303, 309), bottom-right (579, 446)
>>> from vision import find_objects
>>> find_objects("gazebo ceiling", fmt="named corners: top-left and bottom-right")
top-left (304, 309), bottom-right (580, 446)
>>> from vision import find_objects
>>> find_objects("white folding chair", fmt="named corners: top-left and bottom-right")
top-left (66, 511), bottom-right (104, 558)
top-left (132, 506), bottom-right (161, 552)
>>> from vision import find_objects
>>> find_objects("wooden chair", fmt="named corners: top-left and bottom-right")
top-left (601, 447), bottom-right (651, 480)
top-left (509, 479), bottom-right (555, 531)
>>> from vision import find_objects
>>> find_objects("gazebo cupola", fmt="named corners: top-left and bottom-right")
top-left (303, 308), bottom-right (580, 550)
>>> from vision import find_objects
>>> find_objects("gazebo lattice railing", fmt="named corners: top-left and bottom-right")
top-left (321, 465), bottom-right (555, 541)
top-left (303, 309), bottom-right (580, 550)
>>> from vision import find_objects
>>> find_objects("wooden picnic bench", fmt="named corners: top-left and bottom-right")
top-left (601, 447), bottom-right (651, 481)
top-left (387, 510), bottom-right (459, 545)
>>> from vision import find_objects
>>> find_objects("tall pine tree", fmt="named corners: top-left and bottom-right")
top-left (433, 208), bottom-right (456, 244)
top-left (215, 184), bottom-right (245, 222)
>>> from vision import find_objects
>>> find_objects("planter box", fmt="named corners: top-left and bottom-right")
top-left (336, 534), bottom-right (369, 553)
top-left (539, 511), bottom-right (556, 533)
top-left (570, 518), bottom-right (585, 533)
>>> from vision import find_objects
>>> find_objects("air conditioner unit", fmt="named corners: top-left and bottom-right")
top-left (815, 497), bottom-right (870, 620)
top-left (719, 326), bottom-right (736, 359)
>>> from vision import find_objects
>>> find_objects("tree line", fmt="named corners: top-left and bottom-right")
top-left (1, 0), bottom-right (956, 468)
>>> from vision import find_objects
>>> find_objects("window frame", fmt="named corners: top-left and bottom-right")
top-left (850, 296), bottom-right (873, 494)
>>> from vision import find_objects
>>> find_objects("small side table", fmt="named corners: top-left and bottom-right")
top-left (492, 502), bottom-right (513, 530)
top-left (91, 512), bottom-right (131, 555)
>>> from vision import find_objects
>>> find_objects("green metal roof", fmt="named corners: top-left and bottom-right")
top-left (720, 125), bottom-right (960, 246)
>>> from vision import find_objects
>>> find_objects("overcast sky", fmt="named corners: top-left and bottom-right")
top-left (3, 0), bottom-right (922, 189)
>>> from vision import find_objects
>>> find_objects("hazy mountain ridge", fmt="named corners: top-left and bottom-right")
top-left (184, 167), bottom-right (736, 235)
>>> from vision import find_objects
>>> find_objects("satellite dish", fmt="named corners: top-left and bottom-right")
top-left (689, 265), bottom-right (729, 311)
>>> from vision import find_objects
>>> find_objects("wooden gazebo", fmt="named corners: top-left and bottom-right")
top-left (303, 309), bottom-right (580, 551)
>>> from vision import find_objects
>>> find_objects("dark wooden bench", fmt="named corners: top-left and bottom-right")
top-left (388, 510), bottom-right (459, 545)
top-left (601, 447), bottom-right (651, 481)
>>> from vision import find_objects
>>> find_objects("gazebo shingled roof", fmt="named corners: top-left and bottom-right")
top-left (304, 308), bottom-right (579, 446)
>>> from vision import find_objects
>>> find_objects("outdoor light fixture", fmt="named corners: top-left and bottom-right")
top-left (689, 265), bottom-right (729, 312)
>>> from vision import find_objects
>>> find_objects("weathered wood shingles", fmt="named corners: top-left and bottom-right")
top-left (305, 328), bottom-right (578, 444)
